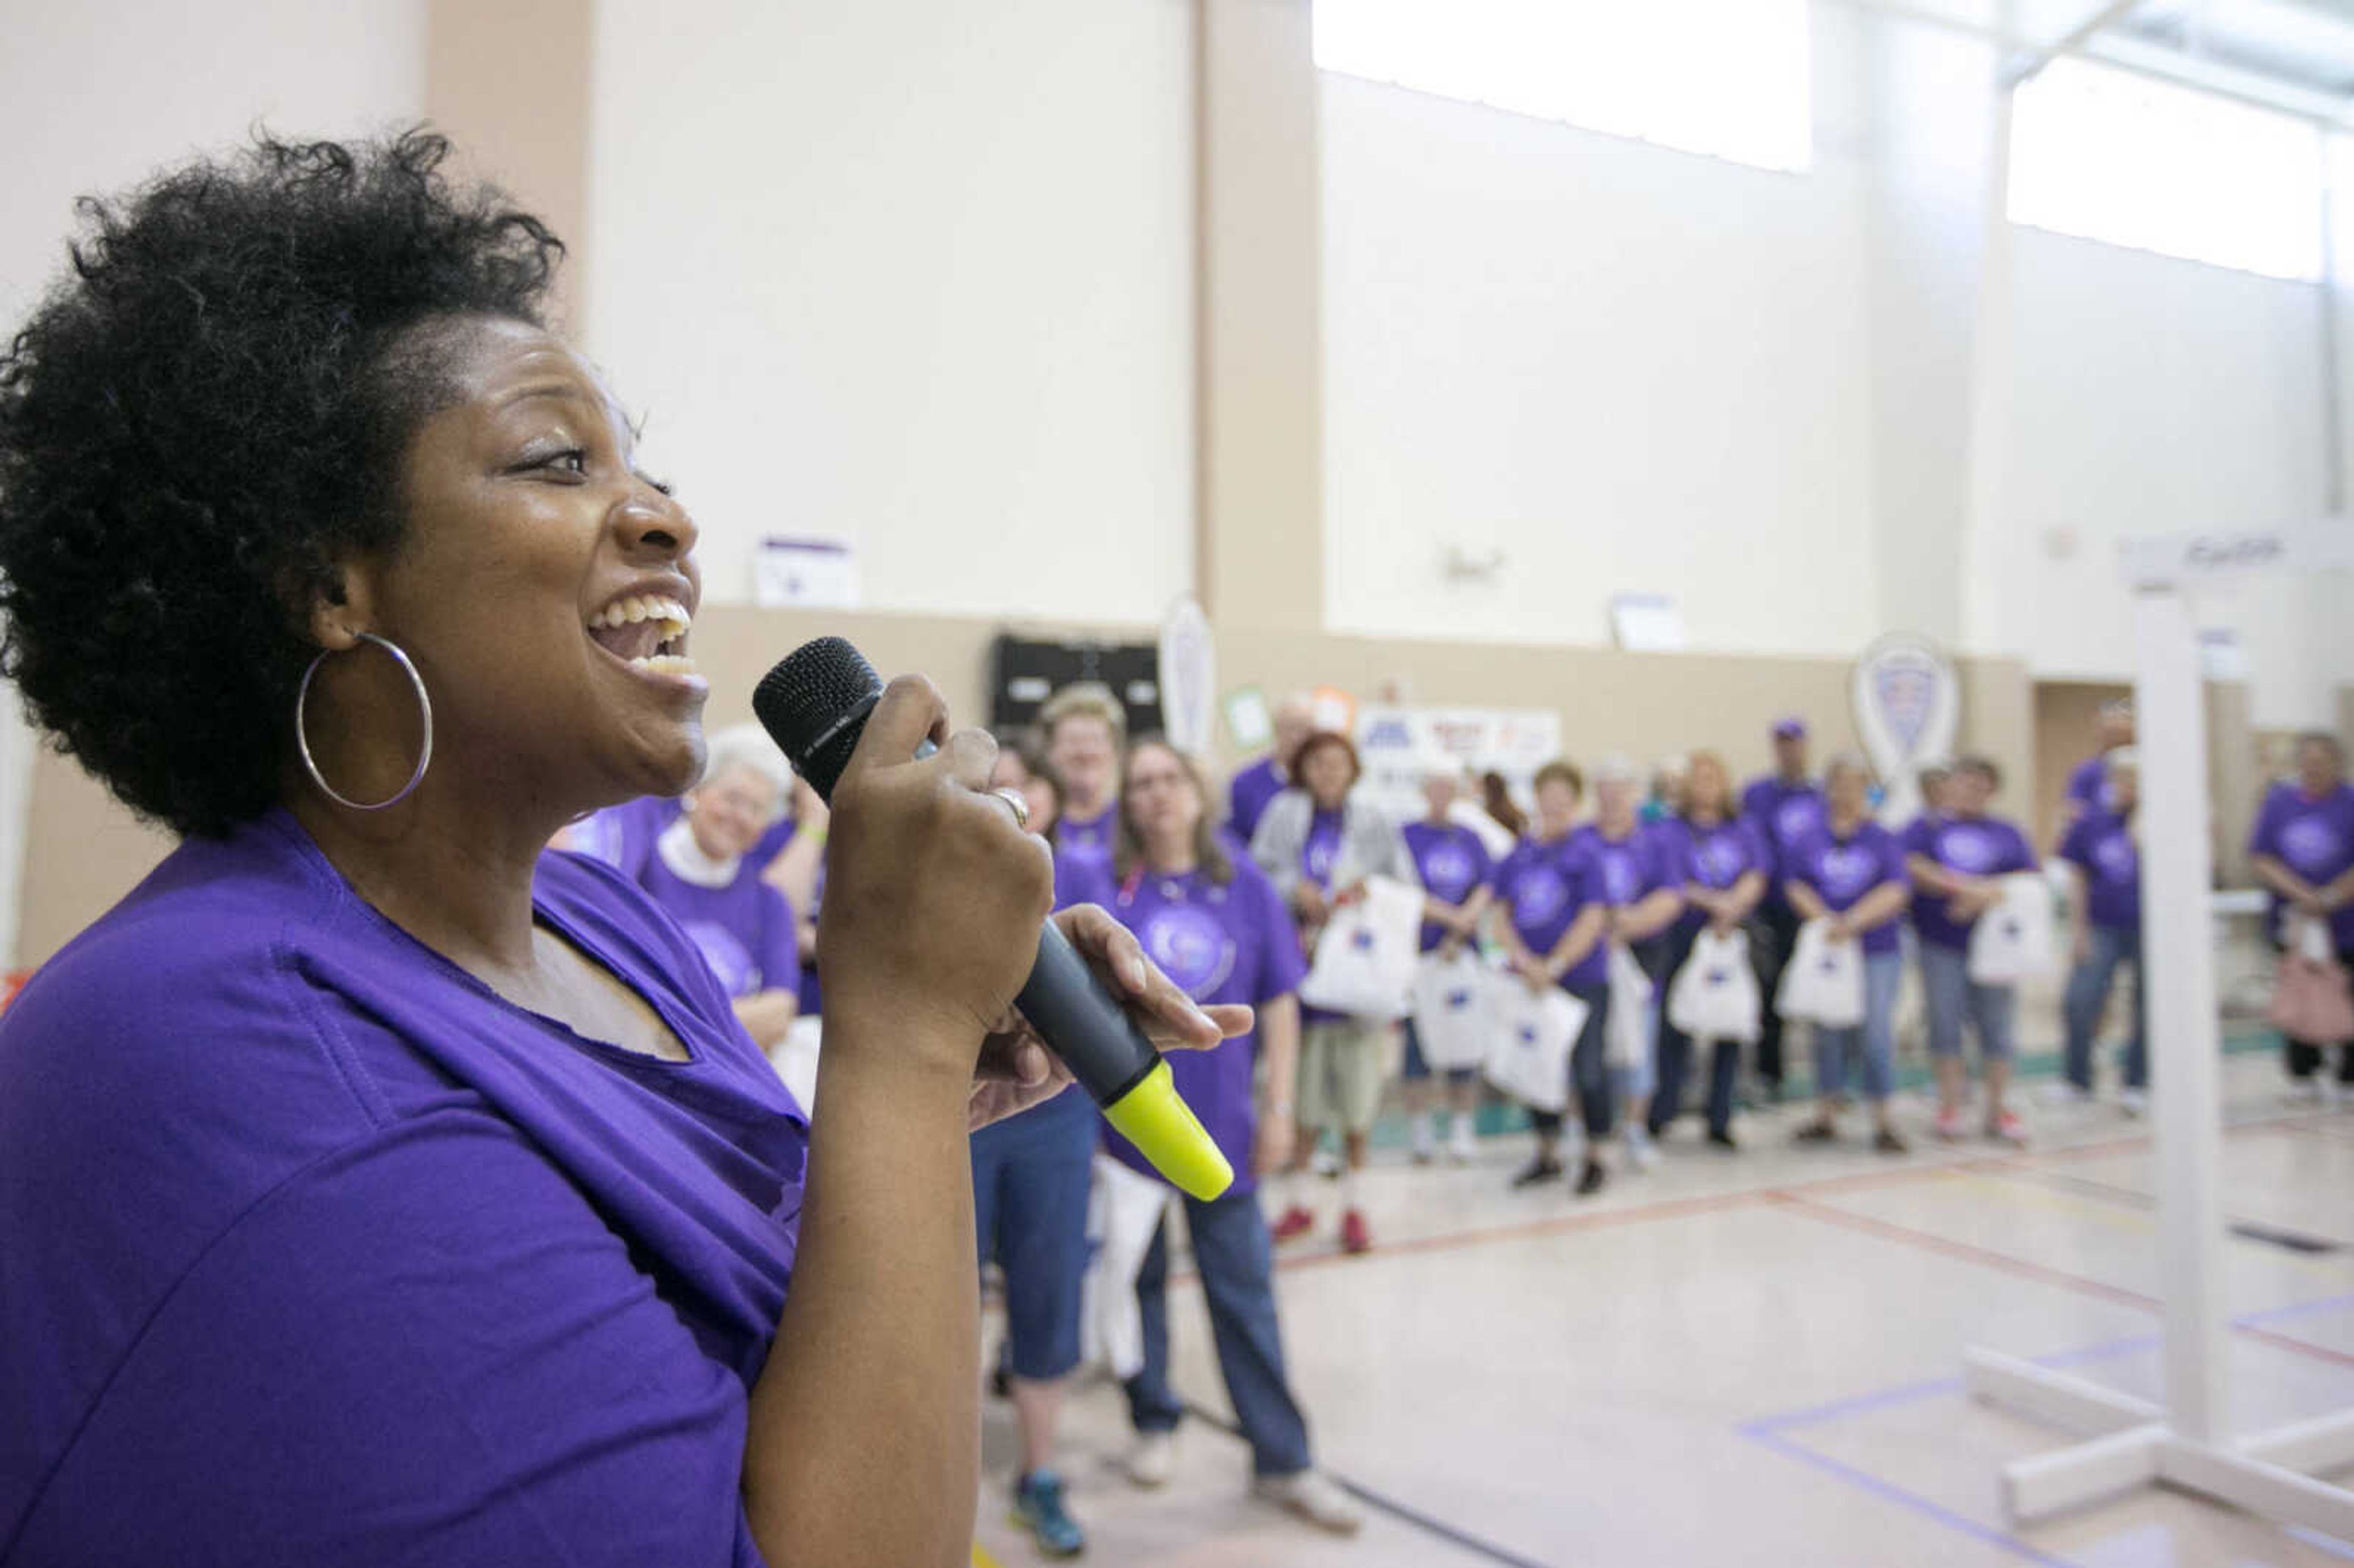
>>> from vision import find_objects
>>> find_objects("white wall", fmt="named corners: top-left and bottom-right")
top-left (1984, 226), bottom-right (2340, 726)
top-left (0, 0), bottom-right (427, 967)
top-left (1317, 11), bottom-right (1880, 657)
top-left (583, 0), bottom-right (1195, 624)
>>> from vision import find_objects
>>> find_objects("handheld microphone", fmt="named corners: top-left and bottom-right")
top-left (753, 636), bottom-right (1233, 1201)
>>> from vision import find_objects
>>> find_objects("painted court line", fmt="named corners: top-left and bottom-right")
top-left (1978, 1161), bottom-right (2350, 1254)
top-left (1739, 1309), bottom-right (2354, 1567)
top-left (1179, 1401), bottom-right (1556, 1568)
top-left (1768, 1191), bottom-right (2354, 1370)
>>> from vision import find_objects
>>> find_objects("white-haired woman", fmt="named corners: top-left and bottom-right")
top-left (634, 724), bottom-right (802, 1049)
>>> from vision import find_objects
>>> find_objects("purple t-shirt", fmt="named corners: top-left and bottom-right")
top-left (2066, 754), bottom-right (2112, 817)
top-left (1901, 813), bottom-right (2036, 951)
top-left (1053, 803), bottom-right (1116, 895)
top-left (1653, 815), bottom-right (1770, 935)
top-left (1402, 820), bottom-right (1492, 953)
top-left (2060, 809), bottom-right (2140, 932)
top-left (1103, 859), bottom-right (1304, 1195)
top-left (568, 794), bottom-right (678, 881)
top-left (1783, 819), bottom-right (1911, 956)
top-left (638, 850), bottom-right (801, 999)
top-left (2247, 782), bottom-right (2354, 948)
top-left (1742, 775), bottom-right (1826, 899)
top-left (1297, 808), bottom-right (1349, 1022)
top-left (0, 810), bottom-right (807, 1566)
top-left (1227, 755), bottom-right (1286, 847)
top-left (1490, 834), bottom-right (1599, 988)
top-left (574, 797), bottom-right (798, 879)
top-left (1570, 823), bottom-right (1674, 984)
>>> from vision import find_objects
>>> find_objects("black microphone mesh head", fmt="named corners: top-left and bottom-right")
top-left (753, 636), bottom-right (884, 804)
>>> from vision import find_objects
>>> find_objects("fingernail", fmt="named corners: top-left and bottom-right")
top-left (1121, 953), bottom-right (1149, 992)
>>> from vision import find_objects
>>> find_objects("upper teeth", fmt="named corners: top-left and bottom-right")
top-left (590, 595), bottom-right (691, 640)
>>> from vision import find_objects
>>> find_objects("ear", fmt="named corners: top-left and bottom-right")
top-left (303, 560), bottom-right (383, 653)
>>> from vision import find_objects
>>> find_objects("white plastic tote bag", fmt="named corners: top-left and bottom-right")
top-left (1604, 942), bottom-right (1654, 1071)
top-left (1667, 927), bottom-right (1762, 1045)
top-left (1481, 973), bottom-right (1586, 1115)
top-left (1298, 875), bottom-right (1423, 1020)
top-left (1409, 948), bottom-right (1491, 1071)
top-left (1967, 873), bottom-right (2055, 986)
top-left (1775, 918), bottom-right (1865, 1029)
top-left (1078, 1154), bottom-right (1176, 1380)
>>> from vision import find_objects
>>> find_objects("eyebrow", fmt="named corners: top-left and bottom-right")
top-left (495, 381), bottom-right (596, 412)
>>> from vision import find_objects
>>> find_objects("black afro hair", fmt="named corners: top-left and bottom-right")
top-left (0, 128), bottom-right (563, 837)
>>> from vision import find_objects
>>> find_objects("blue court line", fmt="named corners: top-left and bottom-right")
top-left (1739, 1300), bottom-right (2354, 1562)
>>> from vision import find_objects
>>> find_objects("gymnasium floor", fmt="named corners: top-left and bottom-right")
top-left (972, 1052), bottom-right (2354, 1567)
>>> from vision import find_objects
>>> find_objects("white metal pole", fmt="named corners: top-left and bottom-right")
top-left (2135, 585), bottom-right (2228, 1445)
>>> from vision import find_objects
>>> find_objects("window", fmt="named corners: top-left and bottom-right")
top-left (2008, 57), bottom-right (2324, 283)
top-left (1312, 0), bottom-right (1813, 175)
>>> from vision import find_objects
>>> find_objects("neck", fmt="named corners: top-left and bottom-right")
top-left (1601, 815), bottom-right (1634, 839)
top-left (1830, 806), bottom-right (1865, 834)
top-left (288, 774), bottom-right (564, 979)
top-left (1426, 807), bottom-right (1452, 826)
top-left (1690, 805), bottom-right (1724, 827)
top-left (658, 818), bottom-right (741, 887)
top-left (1143, 831), bottom-right (1197, 873)
top-left (1066, 790), bottom-right (1108, 821)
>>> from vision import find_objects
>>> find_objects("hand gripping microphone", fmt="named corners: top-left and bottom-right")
top-left (753, 636), bottom-right (1233, 1201)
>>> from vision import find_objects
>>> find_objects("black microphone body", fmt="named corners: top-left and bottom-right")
top-left (753, 638), bottom-right (1231, 1200)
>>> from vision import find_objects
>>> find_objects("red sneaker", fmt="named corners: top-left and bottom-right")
top-left (1339, 1209), bottom-right (1372, 1255)
top-left (1271, 1205), bottom-right (1317, 1243)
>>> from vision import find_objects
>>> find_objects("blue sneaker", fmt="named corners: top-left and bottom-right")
top-left (1011, 1469), bottom-right (1086, 1558)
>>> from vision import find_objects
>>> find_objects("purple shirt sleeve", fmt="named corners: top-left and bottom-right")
top-left (2247, 786), bottom-right (2288, 859)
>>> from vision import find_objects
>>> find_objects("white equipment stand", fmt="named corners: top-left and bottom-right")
top-left (1962, 525), bottom-right (2354, 1540)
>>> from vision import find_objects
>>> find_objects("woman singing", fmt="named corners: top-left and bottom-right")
top-left (0, 132), bottom-right (1236, 1568)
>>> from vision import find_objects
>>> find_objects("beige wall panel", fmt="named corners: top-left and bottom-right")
top-left (425, 0), bottom-right (594, 327)
top-left (10, 606), bottom-right (2034, 970)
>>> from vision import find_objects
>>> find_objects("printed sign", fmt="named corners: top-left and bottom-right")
top-left (1352, 706), bottom-right (1563, 825)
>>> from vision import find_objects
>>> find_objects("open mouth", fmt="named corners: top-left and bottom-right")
top-left (587, 592), bottom-right (698, 679)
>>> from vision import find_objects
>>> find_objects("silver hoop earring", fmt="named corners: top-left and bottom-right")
top-left (295, 632), bottom-right (434, 811)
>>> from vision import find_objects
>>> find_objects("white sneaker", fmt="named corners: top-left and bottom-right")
top-left (1311, 1144), bottom-right (1343, 1179)
top-left (1409, 1116), bottom-right (1436, 1165)
top-left (2285, 1078), bottom-right (2326, 1107)
top-left (1623, 1125), bottom-right (1659, 1172)
top-left (1447, 1117), bottom-right (1477, 1164)
top-left (2117, 1087), bottom-right (2147, 1117)
top-left (1126, 1432), bottom-right (1175, 1489)
top-left (2041, 1081), bottom-right (2093, 1107)
top-left (1252, 1469), bottom-right (1363, 1535)
top-left (2325, 1080), bottom-right (2350, 1109)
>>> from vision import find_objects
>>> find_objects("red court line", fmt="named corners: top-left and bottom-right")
top-left (1767, 1190), bottom-right (2354, 1372)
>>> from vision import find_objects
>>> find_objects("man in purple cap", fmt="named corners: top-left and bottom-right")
top-left (1741, 717), bottom-right (1826, 1103)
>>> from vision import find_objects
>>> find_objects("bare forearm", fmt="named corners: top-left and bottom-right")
top-left (1619, 889), bottom-right (1683, 943)
top-left (1260, 999), bottom-right (1300, 1116)
top-left (1723, 872), bottom-right (1766, 923)
top-left (1548, 907), bottom-right (1607, 976)
top-left (1848, 881), bottom-right (1911, 934)
top-left (2251, 854), bottom-right (2315, 902)
top-left (744, 1028), bottom-right (981, 1568)
top-left (1786, 883), bottom-right (1830, 922)
top-left (732, 989), bottom-right (799, 1049)
top-left (767, 831), bottom-right (826, 915)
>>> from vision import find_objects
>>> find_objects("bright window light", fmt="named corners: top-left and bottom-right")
top-left (1313, 0), bottom-right (1813, 175)
top-left (2008, 57), bottom-right (2323, 283)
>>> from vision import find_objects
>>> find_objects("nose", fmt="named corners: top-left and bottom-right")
top-left (612, 484), bottom-right (699, 563)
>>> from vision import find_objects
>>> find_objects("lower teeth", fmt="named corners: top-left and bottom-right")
top-left (629, 653), bottom-right (699, 676)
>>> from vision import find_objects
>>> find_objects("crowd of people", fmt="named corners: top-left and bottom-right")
top-left (556, 685), bottom-right (2354, 1560)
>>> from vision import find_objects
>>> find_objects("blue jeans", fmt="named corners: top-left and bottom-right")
top-left (970, 1086), bottom-right (1095, 1380)
top-left (1126, 1187), bottom-right (1312, 1477)
top-left (1651, 923), bottom-right (1738, 1136)
top-left (1527, 980), bottom-right (1615, 1141)
top-left (1813, 950), bottom-right (1902, 1103)
top-left (1919, 943), bottom-right (2018, 1062)
top-left (2064, 925), bottom-right (2147, 1090)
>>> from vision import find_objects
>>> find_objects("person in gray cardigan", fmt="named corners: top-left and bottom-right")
top-left (1249, 732), bottom-right (1420, 1255)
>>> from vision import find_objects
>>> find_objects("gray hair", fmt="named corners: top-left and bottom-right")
top-left (1823, 751), bottom-right (1875, 788)
top-left (1593, 753), bottom-right (1642, 788)
top-left (2105, 747), bottom-right (2139, 774)
top-left (699, 723), bottom-right (793, 815)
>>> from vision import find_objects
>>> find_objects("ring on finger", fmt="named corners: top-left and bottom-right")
top-left (987, 786), bottom-right (1030, 831)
